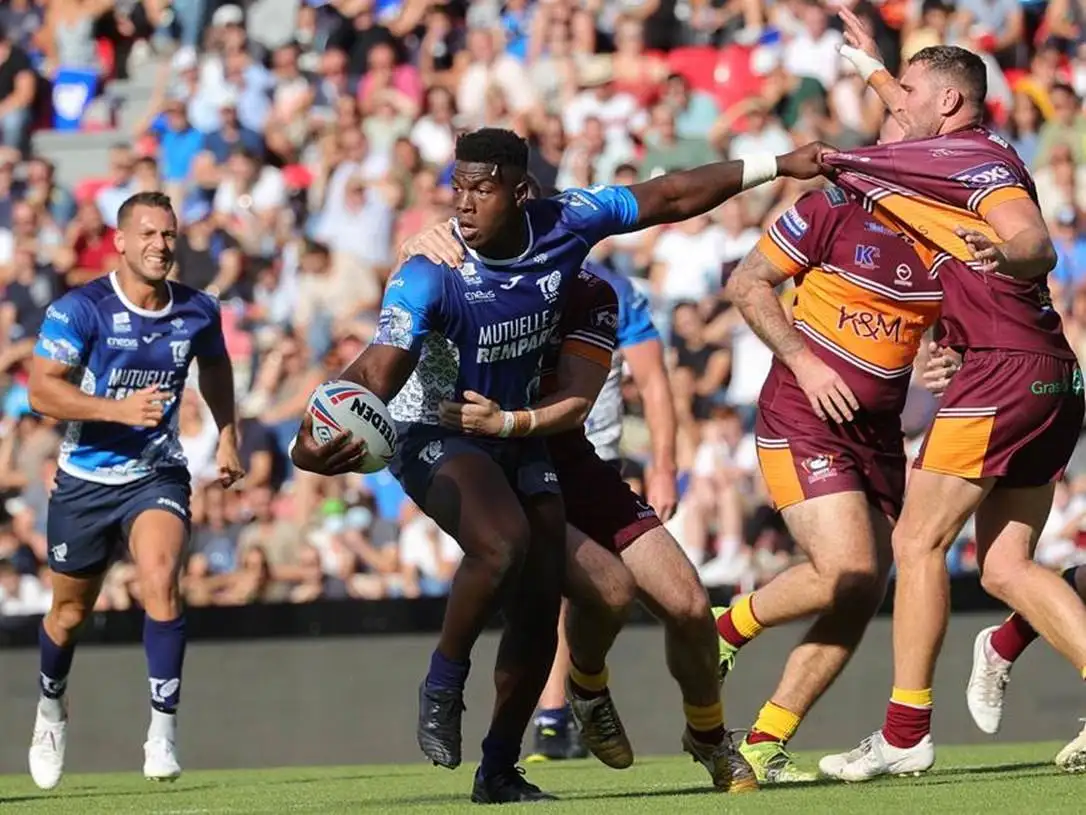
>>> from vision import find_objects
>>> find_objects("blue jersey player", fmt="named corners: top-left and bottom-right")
top-left (402, 187), bottom-right (753, 792)
top-left (290, 128), bottom-right (826, 803)
top-left (26, 192), bottom-right (243, 790)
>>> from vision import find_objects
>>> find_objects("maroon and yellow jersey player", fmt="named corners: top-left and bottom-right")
top-left (750, 184), bottom-right (942, 519)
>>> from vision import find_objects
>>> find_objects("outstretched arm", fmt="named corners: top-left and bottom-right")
top-left (838, 8), bottom-right (914, 131)
top-left (626, 143), bottom-right (827, 228)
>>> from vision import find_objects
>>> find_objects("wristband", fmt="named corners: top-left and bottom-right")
top-left (839, 44), bottom-right (886, 82)
top-left (498, 411), bottom-right (515, 438)
top-left (741, 154), bottom-right (778, 191)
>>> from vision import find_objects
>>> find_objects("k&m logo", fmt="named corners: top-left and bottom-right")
top-left (837, 307), bottom-right (903, 343)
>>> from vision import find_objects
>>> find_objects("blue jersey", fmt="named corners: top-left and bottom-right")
top-left (584, 263), bottom-right (660, 460)
top-left (34, 272), bottom-right (227, 485)
top-left (375, 185), bottom-right (640, 427)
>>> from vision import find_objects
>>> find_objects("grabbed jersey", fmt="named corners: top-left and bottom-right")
top-left (375, 186), bottom-right (639, 428)
top-left (34, 272), bottom-right (227, 485)
top-left (825, 128), bottom-right (1073, 359)
top-left (758, 186), bottom-right (943, 414)
top-left (581, 263), bottom-right (659, 461)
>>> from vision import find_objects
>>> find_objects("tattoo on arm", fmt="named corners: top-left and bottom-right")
top-left (724, 247), bottom-right (808, 366)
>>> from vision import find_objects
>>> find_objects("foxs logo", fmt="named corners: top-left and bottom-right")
top-left (953, 162), bottom-right (1016, 189)
top-left (591, 305), bottom-right (618, 330)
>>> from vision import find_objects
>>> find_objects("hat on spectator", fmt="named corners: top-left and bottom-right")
top-left (171, 46), bottom-right (198, 73)
top-left (578, 56), bottom-right (614, 89)
top-left (212, 4), bottom-right (245, 28)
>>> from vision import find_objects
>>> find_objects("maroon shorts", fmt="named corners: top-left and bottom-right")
top-left (548, 432), bottom-right (661, 553)
top-left (916, 350), bottom-right (1084, 487)
top-left (756, 375), bottom-right (906, 519)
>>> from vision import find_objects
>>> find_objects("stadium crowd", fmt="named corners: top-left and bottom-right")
top-left (3, 0), bottom-right (1086, 616)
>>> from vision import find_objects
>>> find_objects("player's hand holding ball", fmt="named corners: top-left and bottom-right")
top-left (794, 355), bottom-right (860, 424)
top-left (439, 391), bottom-right (503, 436)
top-left (293, 381), bottom-right (396, 475)
top-left (114, 385), bottom-right (168, 428)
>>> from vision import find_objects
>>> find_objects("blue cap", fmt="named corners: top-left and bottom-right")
top-left (182, 199), bottom-right (212, 225)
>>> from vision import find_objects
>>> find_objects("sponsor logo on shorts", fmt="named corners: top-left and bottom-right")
top-left (51, 542), bottom-right (68, 563)
top-left (419, 440), bottom-right (443, 465)
top-left (1031, 369), bottom-right (1085, 396)
top-left (801, 455), bottom-right (837, 483)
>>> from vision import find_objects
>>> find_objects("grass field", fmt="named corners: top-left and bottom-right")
top-left (0, 742), bottom-right (1082, 814)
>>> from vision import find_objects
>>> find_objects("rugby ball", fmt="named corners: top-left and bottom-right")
top-left (305, 380), bottom-right (397, 474)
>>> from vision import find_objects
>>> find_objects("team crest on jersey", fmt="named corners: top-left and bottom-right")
top-left (801, 455), bottom-right (837, 483)
top-left (112, 312), bottom-right (131, 333)
top-left (537, 270), bottom-right (562, 303)
top-left (459, 262), bottom-right (483, 286)
top-left (824, 187), bottom-right (848, 208)
top-left (171, 318), bottom-right (185, 331)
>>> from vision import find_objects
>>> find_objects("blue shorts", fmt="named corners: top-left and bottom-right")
top-left (389, 425), bottom-right (560, 507)
top-left (46, 468), bottom-right (192, 575)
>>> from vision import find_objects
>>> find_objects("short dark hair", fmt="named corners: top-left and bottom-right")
top-left (117, 192), bottom-right (175, 229)
top-left (455, 128), bottom-right (529, 171)
top-left (909, 45), bottom-right (988, 109)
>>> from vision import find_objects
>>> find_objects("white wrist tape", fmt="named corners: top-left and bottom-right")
top-left (741, 154), bottom-right (778, 191)
top-left (839, 45), bottom-right (886, 82)
top-left (498, 411), bottom-right (515, 438)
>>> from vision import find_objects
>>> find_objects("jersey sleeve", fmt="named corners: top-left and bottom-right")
top-left (558, 270), bottom-right (619, 368)
top-left (757, 189), bottom-right (839, 277)
top-left (615, 277), bottom-right (659, 348)
top-left (193, 294), bottom-right (228, 359)
top-left (33, 294), bottom-right (95, 368)
top-left (373, 257), bottom-right (443, 354)
top-left (553, 185), bottom-right (641, 245)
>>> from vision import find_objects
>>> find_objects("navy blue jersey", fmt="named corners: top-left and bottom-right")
top-left (33, 272), bottom-right (227, 484)
top-left (375, 185), bottom-right (640, 426)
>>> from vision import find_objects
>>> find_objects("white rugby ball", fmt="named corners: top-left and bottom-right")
top-left (305, 380), bottom-right (397, 474)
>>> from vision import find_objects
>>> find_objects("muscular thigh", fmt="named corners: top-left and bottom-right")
top-left (424, 452), bottom-right (532, 558)
top-left (620, 525), bottom-right (706, 621)
top-left (551, 436), bottom-right (660, 554)
top-left (975, 483), bottom-right (1056, 567)
top-left (564, 524), bottom-right (633, 610)
top-left (780, 491), bottom-right (883, 574)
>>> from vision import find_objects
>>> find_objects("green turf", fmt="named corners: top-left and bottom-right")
top-left (1, 742), bottom-right (1081, 814)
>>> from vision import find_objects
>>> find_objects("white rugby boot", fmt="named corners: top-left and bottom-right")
top-left (29, 695), bottom-right (68, 790)
top-left (966, 626), bottom-right (1011, 735)
top-left (1055, 719), bottom-right (1086, 773)
top-left (819, 730), bottom-right (934, 782)
top-left (144, 709), bottom-right (182, 781)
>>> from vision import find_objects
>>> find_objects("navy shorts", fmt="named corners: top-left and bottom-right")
top-left (389, 425), bottom-right (561, 507)
top-left (46, 468), bottom-right (192, 575)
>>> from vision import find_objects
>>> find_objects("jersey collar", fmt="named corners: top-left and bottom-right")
top-left (110, 270), bottom-right (174, 318)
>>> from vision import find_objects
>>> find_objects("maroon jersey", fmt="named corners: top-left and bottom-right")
top-left (539, 267), bottom-right (618, 394)
top-left (825, 127), bottom-right (1074, 360)
top-left (758, 186), bottom-right (942, 415)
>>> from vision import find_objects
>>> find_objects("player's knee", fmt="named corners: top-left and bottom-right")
top-left (979, 552), bottom-right (1026, 603)
top-left (138, 562), bottom-right (182, 613)
top-left (830, 568), bottom-right (885, 617)
top-left (663, 584), bottom-right (712, 634)
top-left (474, 521), bottom-right (532, 585)
top-left (890, 528), bottom-right (936, 565)
top-left (601, 565), bottom-right (637, 620)
top-left (49, 598), bottom-right (92, 640)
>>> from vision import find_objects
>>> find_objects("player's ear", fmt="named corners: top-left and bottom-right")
top-left (939, 85), bottom-right (964, 117)
top-left (113, 228), bottom-right (125, 255)
top-left (513, 177), bottom-right (530, 206)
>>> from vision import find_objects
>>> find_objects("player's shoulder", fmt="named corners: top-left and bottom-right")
top-left (793, 185), bottom-right (855, 218)
top-left (170, 281), bottom-right (222, 315)
top-left (940, 128), bottom-right (1030, 185)
top-left (386, 255), bottom-right (447, 304)
top-left (46, 277), bottom-right (111, 323)
top-left (542, 185), bottom-right (638, 228)
top-left (573, 265), bottom-right (618, 306)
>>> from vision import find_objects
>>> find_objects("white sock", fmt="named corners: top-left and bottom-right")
top-left (983, 638), bottom-right (1013, 671)
top-left (148, 708), bottom-right (177, 741)
top-left (38, 694), bottom-right (65, 723)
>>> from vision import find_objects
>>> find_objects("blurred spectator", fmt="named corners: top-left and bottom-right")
top-left (0, 23), bottom-right (36, 149)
